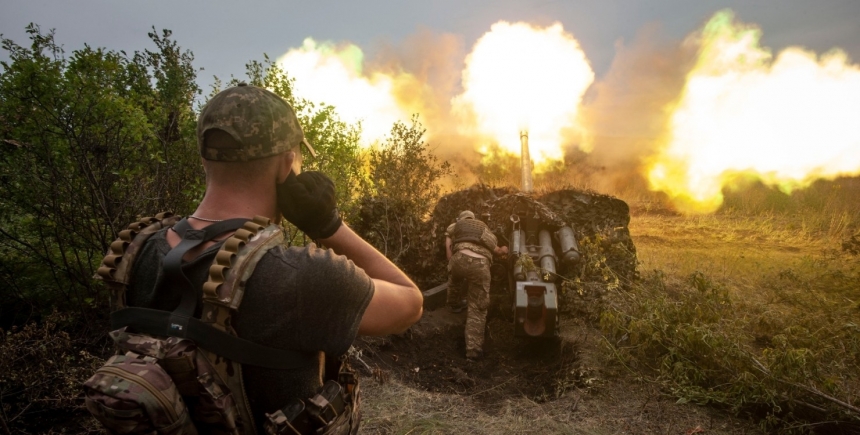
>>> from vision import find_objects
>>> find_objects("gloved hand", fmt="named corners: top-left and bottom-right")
top-left (276, 171), bottom-right (342, 239)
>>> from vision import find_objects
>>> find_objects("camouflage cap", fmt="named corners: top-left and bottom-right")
top-left (458, 210), bottom-right (475, 220)
top-left (197, 83), bottom-right (306, 162)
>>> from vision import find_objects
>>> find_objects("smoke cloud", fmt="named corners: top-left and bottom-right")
top-left (360, 23), bottom-right (698, 200)
top-left (278, 12), bottom-right (860, 211)
top-left (574, 24), bottom-right (698, 198)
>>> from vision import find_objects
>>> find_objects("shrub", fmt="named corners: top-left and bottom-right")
top-left (353, 115), bottom-right (452, 264)
top-left (0, 311), bottom-right (103, 434)
top-left (0, 25), bottom-right (203, 323)
top-left (601, 263), bottom-right (860, 433)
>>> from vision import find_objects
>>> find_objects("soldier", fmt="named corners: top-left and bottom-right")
top-left (115, 83), bottom-right (423, 433)
top-left (445, 210), bottom-right (507, 360)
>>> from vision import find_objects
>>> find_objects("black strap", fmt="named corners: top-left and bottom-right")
top-left (112, 217), bottom-right (317, 370)
top-left (111, 308), bottom-right (317, 370)
top-left (164, 218), bottom-right (249, 318)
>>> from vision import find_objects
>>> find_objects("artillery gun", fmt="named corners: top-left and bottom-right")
top-left (421, 132), bottom-right (636, 338)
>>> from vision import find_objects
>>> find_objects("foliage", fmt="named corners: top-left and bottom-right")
top-left (559, 227), bottom-right (634, 320)
top-left (0, 311), bottom-right (103, 434)
top-left (353, 115), bottom-right (452, 264)
top-left (0, 25), bottom-right (203, 323)
top-left (600, 259), bottom-right (860, 433)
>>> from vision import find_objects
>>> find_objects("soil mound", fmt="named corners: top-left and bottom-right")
top-left (358, 309), bottom-right (585, 405)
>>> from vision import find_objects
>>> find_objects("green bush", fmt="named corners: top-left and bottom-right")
top-left (0, 25), bottom-right (203, 323)
top-left (601, 261), bottom-right (860, 433)
top-left (352, 115), bottom-right (452, 265)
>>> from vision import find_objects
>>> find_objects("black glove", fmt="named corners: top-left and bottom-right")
top-left (276, 171), bottom-right (342, 239)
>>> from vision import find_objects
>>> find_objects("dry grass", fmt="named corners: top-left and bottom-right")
top-left (604, 192), bottom-right (860, 433)
top-left (361, 380), bottom-right (597, 435)
top-left (631, 213), bottom-right (827, 297)
top-left (359, 363), bottom-right (753, 435)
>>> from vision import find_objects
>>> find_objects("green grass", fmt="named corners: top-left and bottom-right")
top-left (604, 194), bottom-right (860, 433)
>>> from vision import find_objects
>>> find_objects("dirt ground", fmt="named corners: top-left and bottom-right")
top-left (355, 298), bottom-right (761, 434)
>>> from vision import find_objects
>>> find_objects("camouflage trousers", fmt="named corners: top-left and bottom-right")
top-left (447, 252), bottom-right (491, 355)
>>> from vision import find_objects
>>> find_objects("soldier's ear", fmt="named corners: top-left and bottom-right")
top-left (276, 151), bottom-right (296, 184)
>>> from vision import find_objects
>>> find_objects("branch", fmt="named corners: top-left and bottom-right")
top-left (751, 357), bottom-right (860, 416)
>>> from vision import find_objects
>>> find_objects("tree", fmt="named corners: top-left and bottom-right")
top-left (353, 115), bottom-right (452, 264)
top-left (0, 25), bottom-right (203, 322)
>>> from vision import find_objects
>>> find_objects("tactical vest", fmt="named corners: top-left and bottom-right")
top-left (84, 213), bottom-right (360, 435)
top-left (451, 218), bottom-right (495, 251)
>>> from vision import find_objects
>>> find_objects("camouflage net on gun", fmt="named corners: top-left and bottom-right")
top-left (406, 184), bottom-right (637, 318)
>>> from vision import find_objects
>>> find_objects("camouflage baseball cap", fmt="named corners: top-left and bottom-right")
top-left (197, 83), bottom-right (312, 162)
top-left (458, 210), bottom-right (475, 220)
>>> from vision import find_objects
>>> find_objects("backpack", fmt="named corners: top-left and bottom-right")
top-left (84, 213), bottom-right (360, 435)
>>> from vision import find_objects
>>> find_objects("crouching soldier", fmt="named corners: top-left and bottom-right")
top-left (445, 210), bottom-right (507, 360)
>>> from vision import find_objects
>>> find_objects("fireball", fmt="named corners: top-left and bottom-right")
top-left (451, 21), bottom-right (595, 167)
top-left (276, 38), bottom-right (412, 146)
top-left (648, 11), bottom-right (860, 213)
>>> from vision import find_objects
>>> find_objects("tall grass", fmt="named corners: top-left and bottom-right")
top-left (607, 177), bottom-right (860, 433)
top-left (720, 177), bottom-right (860, 241)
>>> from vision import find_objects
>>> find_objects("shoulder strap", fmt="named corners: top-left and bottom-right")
top-left (162, 217), bottom-right (249, 318)
top-left (201, 216), bottom-right (284, 328)
top-left (197, 216), bottom-right (293, 435)
top-left (109, 216), bottom-right (316, 369)
top-left (96, 212), bottom-right (180, 310)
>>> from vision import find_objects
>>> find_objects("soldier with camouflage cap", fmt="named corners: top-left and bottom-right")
top-left (124, 83), bottom-right (423, 432)
top-left (197, 82), bottom-right (316, 163)
top-left (445, 210), bottom-right (507, 360)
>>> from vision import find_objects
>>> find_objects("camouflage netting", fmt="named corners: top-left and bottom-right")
top-left (402, 184), bottom-right (637, 316)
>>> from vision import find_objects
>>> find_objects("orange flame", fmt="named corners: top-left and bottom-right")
top-left (452, 21), bottom-right (594, 167)
top-left (648, 11), bottom-right (860, 213)
top-left (275, 38), bottom-right (412, 146)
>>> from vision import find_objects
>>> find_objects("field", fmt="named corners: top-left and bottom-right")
top-left (2, 185), bottom-right (858, 434)
top-left (353, 194), bottom-right (860, 434)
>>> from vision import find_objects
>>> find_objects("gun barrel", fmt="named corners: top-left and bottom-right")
top-left (520, 131), bottom-right (533, 193)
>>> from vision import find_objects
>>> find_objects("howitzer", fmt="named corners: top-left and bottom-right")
top-left (505, 131), bottom-right (578, 337)
top-left (421, 131), bottom-right (634, 341)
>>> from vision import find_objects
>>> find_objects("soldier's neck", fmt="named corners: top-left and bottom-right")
top-left (193, 186), bottom-right (278, 223)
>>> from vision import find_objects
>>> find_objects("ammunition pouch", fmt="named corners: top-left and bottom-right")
top-left (264, 359), bottom-right (360, 435)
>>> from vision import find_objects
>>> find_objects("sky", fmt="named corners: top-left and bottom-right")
top-left (2, 0), bottom-right (859, 94)
top-left (3, 0), bottom-right (860, 210)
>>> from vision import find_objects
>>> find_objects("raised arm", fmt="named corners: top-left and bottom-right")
top-left (320, 224), bottom-right (423, 336)
top-left (277, 171), bottom-right (422, 336)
